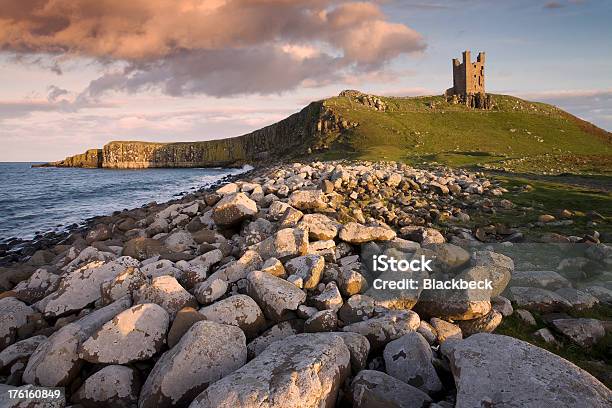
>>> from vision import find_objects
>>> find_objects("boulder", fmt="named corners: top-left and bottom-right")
top-left (189, 333), bottom-right (350, 408)
top-left (284, 255), bottom-right (324, 289)
top-left (139, 321), bottom-right (247, 408)
top-left (163, 231), bottom-right (197, 252)
top-left (79, 303), bottom-right (169, 364)
top-left (351, 370), bottom-right (432, 408)
top-left (426, 243), bottom-right (470, 272)
top-left (288, 189), bottom-right (327, 211)
top-left (343, 310), bottom-right (420, 349)
top-left (441, 333), bottom-right (612, 407)
top-left (554, 287), bottom-right (599, 311)
top-left (140, 259), bottom-right (182, 279)
top-left (179, 249), bottom-right (223, 288)
top-left (74, 365), bottom-right (140, 408)
top-left (247, 320), bottom-right (304, 359)
top-left (100, 266), bottom-right (147, 305)
top-left (167, 307), bottom-right (206, 348)
top-left (508, 287), bottom-right (572, 313)
top-left (311, 282), bottom-right (343, 311)
top-left (339, 222), bottom-right (396, 244)
top-left (414, 285), bottom-right (491, 321)
top-left (456, 309), bottom-right (503, 336)
top-left (193, 277), bottom-right (228, 305)
top-left (325, 332), bottom-right (370, 373)
top-left (23, 297), bottom-right (131, 386)
top-left (510, 270), bottom-right (571, 290)
top-left (551, 318), bottom-right (605, 347)
top-left (123, 238), bottom-right (164, 261)
top-left (0, 297), bottom-right (39, 351)
top-left (86, 223), bottom-right (112, 243)
top-left (298, 214), bottom-right (339, 240)
top-left (212, 192), bottom-right (257, 226)
top-left (304, 310), bottom-right (338, 332)
top-left (199, 295), bottom-right (265, 339)
top-left (0, 335), bottom-right (46, 373)
top-left (41, 257), bottom-right (139, 317)
top-left (260, 257), bottom-right (286, 278)
top-left (207, 249), bottom-right (262, 284)
top-left (430, 318), bottom-right (462, 343)
top-left (133, 275), bottom-right (197, 319)
top-left (246, 270), bottom-right (306, 321)
top-left (338, 295), bottom-right (381, 325)
top-left (383, 332), bottom-right (442, 394)
top-left (463, 260), bottom-right (512, 297)
top-left (254, 228), bottom-right (308, 261)
top-left (12, 268), bottom-right (60, 304)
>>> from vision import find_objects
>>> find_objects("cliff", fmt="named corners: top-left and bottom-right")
top-left (37, 100), bottom-right (349, 169)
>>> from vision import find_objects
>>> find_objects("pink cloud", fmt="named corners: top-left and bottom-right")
top-left (0, 0), bottom-right (426, 96)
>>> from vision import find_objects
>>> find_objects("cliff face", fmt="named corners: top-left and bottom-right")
top-left (41, 100), bottom-right (348, 169)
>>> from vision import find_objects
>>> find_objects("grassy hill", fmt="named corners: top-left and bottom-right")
top-left (315, 93), bottom-right (611, 175)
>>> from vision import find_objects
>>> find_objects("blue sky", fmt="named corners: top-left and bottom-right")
top-left (0, 0), bottom-right (610, 162)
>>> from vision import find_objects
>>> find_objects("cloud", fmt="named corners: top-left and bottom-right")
top-left (0, 0), bottom-right (426, 97)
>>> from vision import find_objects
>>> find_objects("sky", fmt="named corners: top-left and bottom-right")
top-left (0, 0), bottom-right (611, 162)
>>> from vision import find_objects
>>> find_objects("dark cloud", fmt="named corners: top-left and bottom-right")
top-left (47, 85), bottom-right (68, 102)
top-left (0, 0), bottom-right (426, 97)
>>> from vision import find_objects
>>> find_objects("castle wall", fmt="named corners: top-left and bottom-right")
top-left (452, 51), bottom-right (485, 96)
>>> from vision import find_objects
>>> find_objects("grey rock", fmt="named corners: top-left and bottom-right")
top-left (79, 303), bottom-right (169, 364)
top-left (0, 297), bottom-right (39, 351)
top-left (139, 321), bottom-right (247, 408)
top-left (189, 333), bottom-right (350, 408)
top-left (551, 318), bottom-right (605, 347)
top-left (133, 275), bottom-right (197, 319)
top-left (343, 310), bottom-right (420, 349)
top-left (254, 228), bottom-right (309, 261)
top-left (42, 257), bottom-right (139, 317)
top-left (298, 213), bottom-right (339, 240)
top-left (247, 320), bottom-right (304, 359)
top-left (199, 294), bottom-right (265, 339)
top-left (304, 309), bottom-right (338, 332)
top-left (284, 255), bottom-right (324, 289)
top-left (23, 297), bottom-right (131, 386)
top-left (510, 270), bottom-right (571, 290)
top-left (74, 365), bottom-right (140, 408)
top-left (441, 333), bottom-right (612, 407)
top-left (339, 222), bottom-right (396, 244)
top-left (101, 266), bottom-right (147, 305)
top-left (246, 270), bottom-right (306, 321)
top-left (384, 332), bottom-right (442, 394)
top-left (0, 335), bottom-right (46, 372)
top-left (351, 370), bottom-right (431, 408)
top-left (508, 287), bottom-right (572, 313)
top-left (212, 192), bottom-right (257, 226)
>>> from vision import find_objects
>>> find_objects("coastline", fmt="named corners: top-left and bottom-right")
top-left (0, 159), bottom-right (610, 405)
top-left (0, 165), bottom-right (256, 265)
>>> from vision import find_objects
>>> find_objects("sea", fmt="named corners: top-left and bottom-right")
top-left (0, 162), bottom-right (251, 242)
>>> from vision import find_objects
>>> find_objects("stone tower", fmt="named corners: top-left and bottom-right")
top-left (446, 50), bottom-right (492, 109)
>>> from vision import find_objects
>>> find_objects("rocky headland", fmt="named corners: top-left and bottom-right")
top-left (1, 160), bottom-right (611, 407)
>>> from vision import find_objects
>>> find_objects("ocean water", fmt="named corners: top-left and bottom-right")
top-left (0, 162), bottom-right (251, 242)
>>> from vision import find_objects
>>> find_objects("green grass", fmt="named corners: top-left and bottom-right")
top-left (316, 93), bottom-right (612, 175)
top-left (495, 305), bottom-right (612, 388)
top-left (463, 175), bottom-right (612, 238)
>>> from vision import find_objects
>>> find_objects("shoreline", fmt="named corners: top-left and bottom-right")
top-left (0, 165), bottom-right (258, 265)
top-left (0, 158), bottom-right (610, 404)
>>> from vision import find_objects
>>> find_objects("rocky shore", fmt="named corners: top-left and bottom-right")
top-left (1, 160), bottom-right (611, 407)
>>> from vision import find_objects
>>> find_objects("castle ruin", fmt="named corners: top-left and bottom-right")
top-left (446, 50), bottom-right (492, 109)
